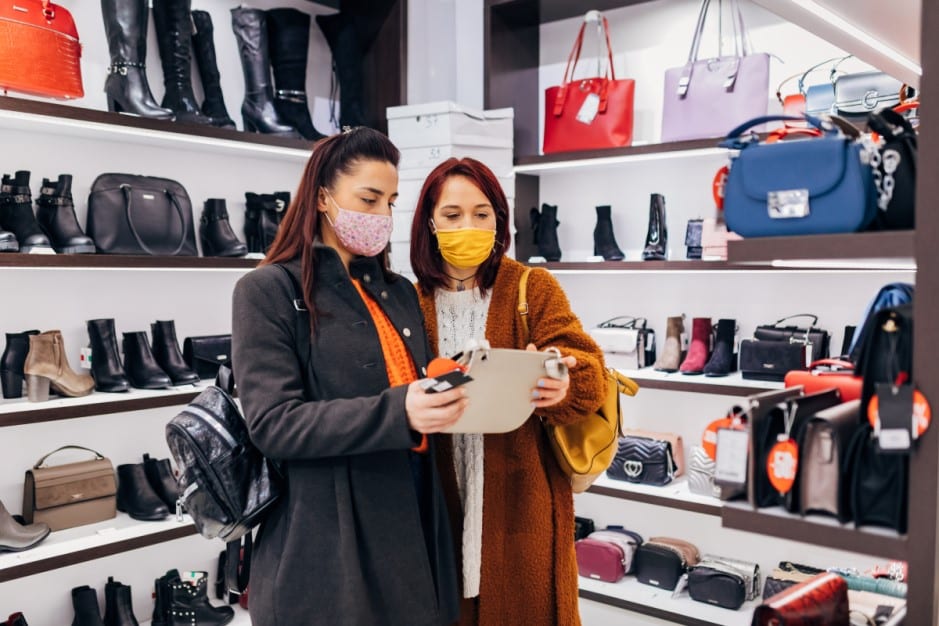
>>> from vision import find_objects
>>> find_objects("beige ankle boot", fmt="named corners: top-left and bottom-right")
top-left (653, 315), bottom-right (685, 372)
top-left (23, 331), bottom-right (95, 401)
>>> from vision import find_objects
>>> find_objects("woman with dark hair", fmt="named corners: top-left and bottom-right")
top-left (231, 128), bottom-right (463, 626)
top-left (410, 157), bottom-right (607, 625)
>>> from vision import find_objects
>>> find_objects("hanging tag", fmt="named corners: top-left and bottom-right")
top-left (714, 428), bottom-right (749, 487)
top-left (767, 437), bottom-right (799, 495)
top-left (79, 346), bottom-right (93, 370)
top-left (671, 573), bottom-right (689, 598)
top-left (871, 383), bottom-right (914, 453)
top-left (712, 166), bottom-right (729, 211)
top-left (576, 92), bottom-right (601, 125)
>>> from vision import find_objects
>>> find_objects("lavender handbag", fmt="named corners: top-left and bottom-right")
top-left (661, 0), bottom-right (770, 142)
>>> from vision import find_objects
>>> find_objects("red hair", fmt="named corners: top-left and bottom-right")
top-left (410, 158), bottom-right (512, 295)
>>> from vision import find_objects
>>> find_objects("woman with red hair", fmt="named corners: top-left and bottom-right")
top-left (410, 157), bottom-right (606, 625)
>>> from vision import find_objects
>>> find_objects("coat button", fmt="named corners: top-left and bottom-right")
top-left (403, 328), bottom-right (411, 337)
top-left (380, 291), bottom-right (388, 300)
top-left (363, 273), bottom-right (372, 283)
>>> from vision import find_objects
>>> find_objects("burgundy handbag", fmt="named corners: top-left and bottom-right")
top-left (575, 538), bottom-right (627, 582)
top-left (543, 13), bottom-right (635, 154)
top-left (752, 572), bottom-right (850, 625)
top-left (661, 0), bottom-right (769, 142)
top-left (0, 0), bottom-right (83, 99)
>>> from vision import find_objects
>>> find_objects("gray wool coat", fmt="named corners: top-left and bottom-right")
top-left (231, 246), bottom-right (460, 626)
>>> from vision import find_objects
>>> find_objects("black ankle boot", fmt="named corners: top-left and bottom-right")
top-left (152, 0), bottom-right (210, 125)
top-left (191, 10), bottom-right (236, 129)
top-left (244, 192), bottom-right (285, 253)
top-left (101, 0), bottom-right (174, 119)
top-left (0, 226), bottom-right (16, 252)
top-left (35, 175), bottom-right (95, 254)
top-left (1, 330), bottom-right (39, 398)
top-left (531, 203), bottom-right (561, 262)
top-left (163, 570), bottom-right (235, 626)
top-left (104, 576), bottom-right (140, 626)
top-left (231, 7), bottom-right (300, 137)
top-left (642, 193), bottom-right (668, 261)
top-left (71, 586), bottom-right (105, 626)
top-left (200, 199), bottom-right (247, 257)
top-left (267, 8), bottom-right (327, 141)
top-left (703, 318), bottom-right (737, 377)
top-left (143, 453), bottom-right (180, 510)
top-left (6, 613), bottom-right (28, 626)
top-left (150, 320), bottom-right (199, 385)
top-left (0, 172), bottom-right (51, 253)
top-left (117, 463), bottom-right (170, 521)
top-left (593, 205), bottom-right (624, 261)
top-left (87, 319), bottom-right (130, 393)
top-left (316, 11), bottom-right (367, 128)
top-left (122, 332), bottom-right (171, 389)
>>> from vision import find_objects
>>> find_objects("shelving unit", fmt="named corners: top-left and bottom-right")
top-left (586, 474), bottom-right (722, 516)
top-left (616, 368), bottom-right (784, 397)
top-left (0, 254), bottom-right (259, 271)
top-left (727, 231), bottom-right (916, 269)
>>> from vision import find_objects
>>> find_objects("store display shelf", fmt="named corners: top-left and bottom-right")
top-left (0, 254), bottom-right (260, 271)
top-left (0, 514), bottom-right (197, 582)
top-left (143, 606), bottom-right (252, 625)
top-left (617, 368), bottom-right (785, 397)
top-left (586, 474), bottom-right (722, 516)
top-left (0, 96), bottom-right (313, 163)
top-left (0, 381), bottom-right (213, 427)
top-left (513, 138), bottom-right (728, 174)
top-left (579, 576), bottom-right (760, 626)
top-left (721, 503), bottom-right (908, 561)
top-left (488, 0), bottom-right (652, 25)
top-left (726, 231), bottom-right (916, 270)
top-left (531, 260), bottom-right (776, 272)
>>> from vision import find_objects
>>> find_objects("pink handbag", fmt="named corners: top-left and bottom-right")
top-left (576, 538), bottom-right (626, 582)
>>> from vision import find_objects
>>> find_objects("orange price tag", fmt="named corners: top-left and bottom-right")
top-left (767, 438), bottom-right (799, 495)
top-left (702, 413), bottom-right (745, 460)
top-left (712, 166), bottom-right (729, 211)
top-left (868, 389), bottom-right (933, 438)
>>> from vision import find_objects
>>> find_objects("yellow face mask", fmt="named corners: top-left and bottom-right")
top-left (434, 226), bottom-right (496, 269)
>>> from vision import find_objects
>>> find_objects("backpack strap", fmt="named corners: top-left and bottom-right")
top-left (275, 264), bottom-right (311, 374)
top-left (225, 533), bottom-right (252, 597)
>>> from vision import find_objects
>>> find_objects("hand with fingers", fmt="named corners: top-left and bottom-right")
top-left (525, 343), bottom-right (577, 409)
top-left (406, 380), bottom-right (469, 433)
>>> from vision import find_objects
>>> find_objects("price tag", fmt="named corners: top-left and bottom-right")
top-left (714, 428), bottom-right (749, 487)
top-left (79, 346), bottom-right (93, 370)
top-left (576, 93), bottom-right (601, 125)
top-left (767, 437), bottom-right (799, 495)
top-left (712, 166), bottom-right (729, 210)
top-left (872, 383), bottom-right (913, 453)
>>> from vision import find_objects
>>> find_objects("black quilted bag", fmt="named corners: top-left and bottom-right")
top-left (607, 436), bottom-right (676, 486)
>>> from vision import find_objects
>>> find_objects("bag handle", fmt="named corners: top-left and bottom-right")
top-left (517, 267), bottom-right (533, 343)
top-left (772, 313), bottom-right (819, 328)
top-left (598, 316), bottom-right (647, 329)
top-left (678, 0), bottom-right (750, 97)
top-left (34, 445), bottom-right (105, 469)
top-left (216, 363), bottom-right (235, 395)
top-left (808, 358), bottom-right (855, 371)
top-left (720, 114), bottom-right (834, 147)
top-left (797, 55), bottom-right (853, 95)
top-left (120, 184), bottom-right (189, 256)
top-left (225, 534), bottom-right (252, 596)
top-left (553, 13), bottom-right (616, 117)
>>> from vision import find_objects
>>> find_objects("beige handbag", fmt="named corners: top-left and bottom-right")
top-left (799, 400), bottom-right (861, 521)
top-left (623, 429), bottom-right (685, 476)
top-left (23, 445), bottom-right (117, 531)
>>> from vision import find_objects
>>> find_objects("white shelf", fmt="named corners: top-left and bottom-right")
top-left (587, 474), bottom-right (723, 516)
top-left (616, 367), bottom-right (785, 397)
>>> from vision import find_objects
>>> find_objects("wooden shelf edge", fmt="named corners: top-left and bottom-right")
top-left (721, 505), bottom-right (908, 560)
top-left (727, 231), bottom-right (916, 266)
top-left (586, 484), bottom-right (722, 516)
top-left (578, 589), bottom-right (724, 626)
top-left (0, 524), bottom-right (196, 583)
top-left (527, 260), bottom-right (772, 271)
top-left (514, 137), bottom-right (726, 169)
top-left (626, 377), bottom-right (777, 397)
top-left (0, 391), bottom-right (204, 427)
top-left (0, 254), bottom-right (260, 270)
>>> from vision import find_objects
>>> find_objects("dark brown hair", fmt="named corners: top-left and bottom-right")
top-left (410, 157), bottom-right (512, 295)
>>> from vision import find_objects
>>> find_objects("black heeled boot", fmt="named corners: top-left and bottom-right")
top-left (244, 192), bottom-right (285, 253)
top-left (268, 8), bottom-right (327, 141)
top-left (642, 193), bottom-right (668, 261)
top-left (35, 175), bottom-right (95, 254)
top-left (0, 172), bottom-right (52, 253)
top-left (163, 570), bottom-right (235, 626)
top-left (152, 0), bottom-right (210, 125)
top-left (143, 453), bottom-right (180, 510)
top-left (231, 7), bottom-right (300, 137)
top-left (200, 199), bottom-right (247, 257)
top-left (100, 0), bottom-right (174, 119)
top-left (104, 577), bottom-right (140, 626)
top-left (150, 320), bottom-right (199, 385)
top-left (87, 319), bottom-right (130, 393)
top-left (316, 11), bottom-right (367, 128)
top-left (703, 318), bottom-right (737, 377)
top-left (1, 330), bottom-right (39, 398)
top-left (122, 332), bottom-right (171, 389)
top-left (71, 586), bottom-right (105, 626)
top-left (593, 204), bottom-right (624, 261)
top-left (6, 613), bottom-right (28, 626)
top-left (531, 203), bottom-right (561, 262)
top-left (117, 463), bottom-right (170, 521)
top-left (191, 10), bottom-right (236, 129)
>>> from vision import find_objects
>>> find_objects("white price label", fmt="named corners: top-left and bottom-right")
top-left (576, 93), bottom-right (601, 125)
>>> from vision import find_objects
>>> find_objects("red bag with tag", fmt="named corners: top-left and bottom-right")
top-left (0, 0), bottom-right (83, 99)
top-left (784, 359), bottom-right (862, 403)
top-left (543, 13), bottom-right (634, 154)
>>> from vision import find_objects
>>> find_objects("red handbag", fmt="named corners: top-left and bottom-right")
top-left (752, 572), bottom-right (849, 625)
top-left (0, 0), bottom-right (83, 99)
top-left (542, 14), bottom-right (634, 154)
top-left (784, 359), bottom-right (862, 403)
top-left (575, 538), bottom-right (626, 582)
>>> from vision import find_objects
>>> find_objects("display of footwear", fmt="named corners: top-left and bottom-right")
top-left (244, 192), bottom-right (286, 253)
top-left (268, 8), bottom-right (327, 141)
top-left (103, 576), bottom-right (140, 626)
top-left (0, 227), bottom-right (17, 252)
top-left (531, 203), bottom-right (561, 262)
top-left (150, 320), bottom-right (200, 385)
top-left (152, 0), bottom-right (210, 125)
top-left (5, 613), bottom-right (29, 626)
top-left (143, 453), bottom-right (180, 510)
top-left (191, 10), bottom-right (237, 129)
top-left (1, 329), bottom-right (40, 398)
top-left (200, 199), bottom-right (248, 257)
top-left (703, 318), bottom-right (738, 377)
top-left (642, 192), bottom-right (668, 261)
top-left (23, 330), bottom-right (95, 401)
top-left (0, 500), bottom-right (49, 552)
top-left (679, 317), bottom-right (712, 375)
top-left (231, 7), bottom-right (300, 137)
top-left (116, 463), bottom-right (170, 521)
top-left (100, 0), bottom-right (174, 119)
top-left (0, 171), bottom-right (52, 253)
top-left (316, 11), bottom-right (367, 129)
top-left (161, 570), bottom-right (235, 626)
top-left (122, 332), bottom-right (172, 389)
top-left (35, 175), bottom-right (96, 254)
top-left (87, 319), bottom-right (130, 393)
top-left (653, 315), bottom-right (685, 373)
top-left (71, 585), bottom-right (105, 626)
top-left (593, 204), bottom-right (625, 261)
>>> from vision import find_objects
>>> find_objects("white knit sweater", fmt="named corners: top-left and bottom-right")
top-left (434, 287), bottom-right (491, 599)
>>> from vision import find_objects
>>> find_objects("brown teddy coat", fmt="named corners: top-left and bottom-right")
top-left (418, 257), bottom-right (606, 626)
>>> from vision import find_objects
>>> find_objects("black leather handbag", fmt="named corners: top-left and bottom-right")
top-left (634, 537), bottom-right (700, 591)
top-left (688, 555), bottom-right (761, 610)
top-left (868, 109), bottom-right (917, 230)
top-left (607, 436), bottom-right (677, 486)
top-left (183, 335), bottom-right (232, 380)
top-left (740, 314), bottom-right (831, 381)
top-left (86, 173), bottom-right (198, 256)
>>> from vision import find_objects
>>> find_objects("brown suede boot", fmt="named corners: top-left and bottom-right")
top-left (23, 331), bottom-right (95, 401)
top-left (653, 315), bottom-right (685, 372)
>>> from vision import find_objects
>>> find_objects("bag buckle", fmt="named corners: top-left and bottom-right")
top-left (767, 189), bottom-right (810, 219)
top-left (623, 460), bottom-right (643, 477)
top-left (292, 299), bottom-right (307, 312)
